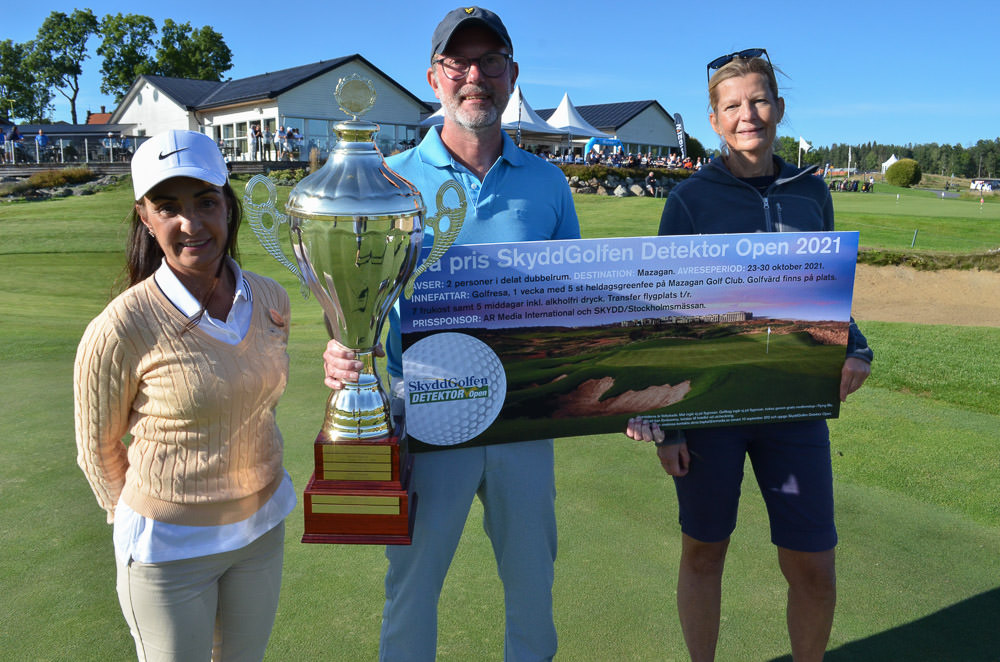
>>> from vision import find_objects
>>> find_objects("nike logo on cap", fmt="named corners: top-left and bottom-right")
top-left (158, 148), bottom-right (189, 160)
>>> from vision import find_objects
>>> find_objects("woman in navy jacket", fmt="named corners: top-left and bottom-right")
top-left (628, 50), bottom-right (872, 662)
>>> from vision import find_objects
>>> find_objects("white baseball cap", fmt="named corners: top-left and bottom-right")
top-left (131, 130), bottom-right (228, 200)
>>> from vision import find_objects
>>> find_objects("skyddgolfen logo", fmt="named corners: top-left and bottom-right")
top-left (408, 376), bottom-right (491, 404)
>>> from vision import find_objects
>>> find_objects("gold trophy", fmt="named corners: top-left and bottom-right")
top-left (244, 74), bottom-right (464, 543)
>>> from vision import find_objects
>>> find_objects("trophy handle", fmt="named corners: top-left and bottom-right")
top-left (243, 174), bottom-right (309, 298)
top-left (404, 179), bottom-right (467, 298)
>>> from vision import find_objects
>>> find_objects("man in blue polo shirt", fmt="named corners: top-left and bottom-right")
top-left (324, 7), bottom-right (579, 661)
top-left (35, 129), bottom-right (49, 161)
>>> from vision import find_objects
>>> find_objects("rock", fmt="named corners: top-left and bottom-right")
top-left (596, 185), bottom-right (608, 196)
top-left (613, 184), bottom-right (630, 197)
top-left (629, 184), bottom-right (645, 197)
top-left (576, 186), bottom-right (595, 194)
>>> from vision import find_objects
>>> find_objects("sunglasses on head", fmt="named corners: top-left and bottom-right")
top-left (707, 48), bottom-right (772, 82)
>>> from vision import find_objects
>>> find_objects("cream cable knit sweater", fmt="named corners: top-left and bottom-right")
top-left (74, 271), bottom-right (290, 526)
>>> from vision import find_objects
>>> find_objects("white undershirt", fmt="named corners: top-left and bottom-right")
top-left (112, 258), bottom-right (296, 564)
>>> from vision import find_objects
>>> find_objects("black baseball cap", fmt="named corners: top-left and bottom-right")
top-left (431, 6), bottom-right (513, 60)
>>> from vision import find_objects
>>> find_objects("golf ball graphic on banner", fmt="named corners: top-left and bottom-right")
top-left (403, 332), bottom-right (507, 445)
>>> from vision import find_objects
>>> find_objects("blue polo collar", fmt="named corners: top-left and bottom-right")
top-left (416, 125), bottom-right (527, 171)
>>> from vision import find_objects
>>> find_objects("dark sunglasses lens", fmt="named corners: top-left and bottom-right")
top-left (708, 48), bottom-right (767, 72)
top-left (707, 54), bottom-right (732, 70)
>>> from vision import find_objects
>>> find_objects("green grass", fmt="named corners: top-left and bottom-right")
top-left (2, 184), bottom-right (999, 661)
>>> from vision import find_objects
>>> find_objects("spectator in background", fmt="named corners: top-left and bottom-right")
top-left (262, 125), bottom-right (273, 161)
top-left (250, 123), bottom-right (262, 160)
top-left (103, 132), bottom-right (117, 161)
top-left (645, 170), bottom-right (657, 196)
top-left (119, 135), bottom-right (133, 161)
top-left (8, 126), bottom-right (23, 162)
top-left (275, 126), bottom-right (286, 161)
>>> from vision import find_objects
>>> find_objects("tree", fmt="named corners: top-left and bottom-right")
top-left (27, 9), bottom-right (98, 124)
top-left (0, 39), bottom-right (53, 122)
top-left (885, 158), bottom-right (922, 187)
top-left (97, 13), bottom-right (157, 101)
top-left (684, 133), bottom-right (706, 160)
top-left (862, 151), bottom-right (880, 173)
top-left (774, 136), bottom-right (797, 163)
top-left (153, 19), bottom-right (233, 81)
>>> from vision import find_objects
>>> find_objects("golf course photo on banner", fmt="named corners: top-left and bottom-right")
top-left (401, 231), bottom-right (859, 449)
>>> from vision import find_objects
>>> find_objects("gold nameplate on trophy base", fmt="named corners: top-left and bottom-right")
top-left (302, 435), bottom-right (415, 545)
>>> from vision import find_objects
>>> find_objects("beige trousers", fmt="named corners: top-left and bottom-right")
top-left (115, 522), bottom-right (284, 662)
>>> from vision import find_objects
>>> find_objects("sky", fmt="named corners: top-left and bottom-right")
top-left (7, 0), bottom-right (998, 150)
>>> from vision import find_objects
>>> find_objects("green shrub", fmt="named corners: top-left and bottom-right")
top-left (1, 167), bottom-right (98, 197)
top-left (0, 166), bottom-right (97, 195)
top-left (885, 158), bottom-right (922, 187)
top-left (29, 167), bottom-right (96, 188)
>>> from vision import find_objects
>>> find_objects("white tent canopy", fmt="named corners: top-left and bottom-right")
top-left (881, 154), bottom-right (899, 174)
top-left (501, 86), bottom-right (568, 136)
top-left (419, 106), bottom-right (445, 127)
top-left (419, 88), bottom-right (569, 137)
top-left (545, 93), bottom-right (607, 138)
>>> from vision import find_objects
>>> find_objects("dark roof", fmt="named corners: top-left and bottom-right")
top-left (196, 57), bottom-right (354, 109)
top-left (12, 123), bottom-right (135, 136)
top-left (419, 100), bottom-right (442, 122)
top-left (140, 76), bottom-right (223, 108)
top-left (536, 100), bottom-right (671, 130)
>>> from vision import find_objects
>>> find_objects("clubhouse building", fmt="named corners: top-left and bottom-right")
top-left (6, 54), bottom-right (681, 164)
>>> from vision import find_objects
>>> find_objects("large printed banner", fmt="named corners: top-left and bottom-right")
top-left (400, 231), bottom-right (859, 449)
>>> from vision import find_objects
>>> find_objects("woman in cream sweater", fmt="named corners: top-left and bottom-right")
top-left (74, 130), bottom-right (295, 662)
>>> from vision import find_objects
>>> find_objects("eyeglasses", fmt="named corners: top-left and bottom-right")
top-left (706, 48), bottom-right (771, 82)
top-left (433, 52), bottom-right (512, 80)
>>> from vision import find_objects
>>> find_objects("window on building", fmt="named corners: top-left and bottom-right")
top-left (235, 122), bottom-right (248, 156)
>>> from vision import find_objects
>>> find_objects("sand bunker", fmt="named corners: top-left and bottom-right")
top-left (852, 264), bottom-right (999, 327)
top-left (553, 376), bottom-right (691, 418)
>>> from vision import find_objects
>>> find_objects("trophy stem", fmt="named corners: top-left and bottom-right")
top-left (320, 349), bottom-right (392, 442)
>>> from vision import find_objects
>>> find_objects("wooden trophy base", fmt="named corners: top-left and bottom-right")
top-left (302, 434), bottom-right (415, 545)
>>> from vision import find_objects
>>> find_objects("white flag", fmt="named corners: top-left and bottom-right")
top-left (799, 136), bottom-right (811, 153)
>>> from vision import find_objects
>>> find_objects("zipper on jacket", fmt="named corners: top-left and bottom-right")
top-left (762, 197), bottom-right (773, 231)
